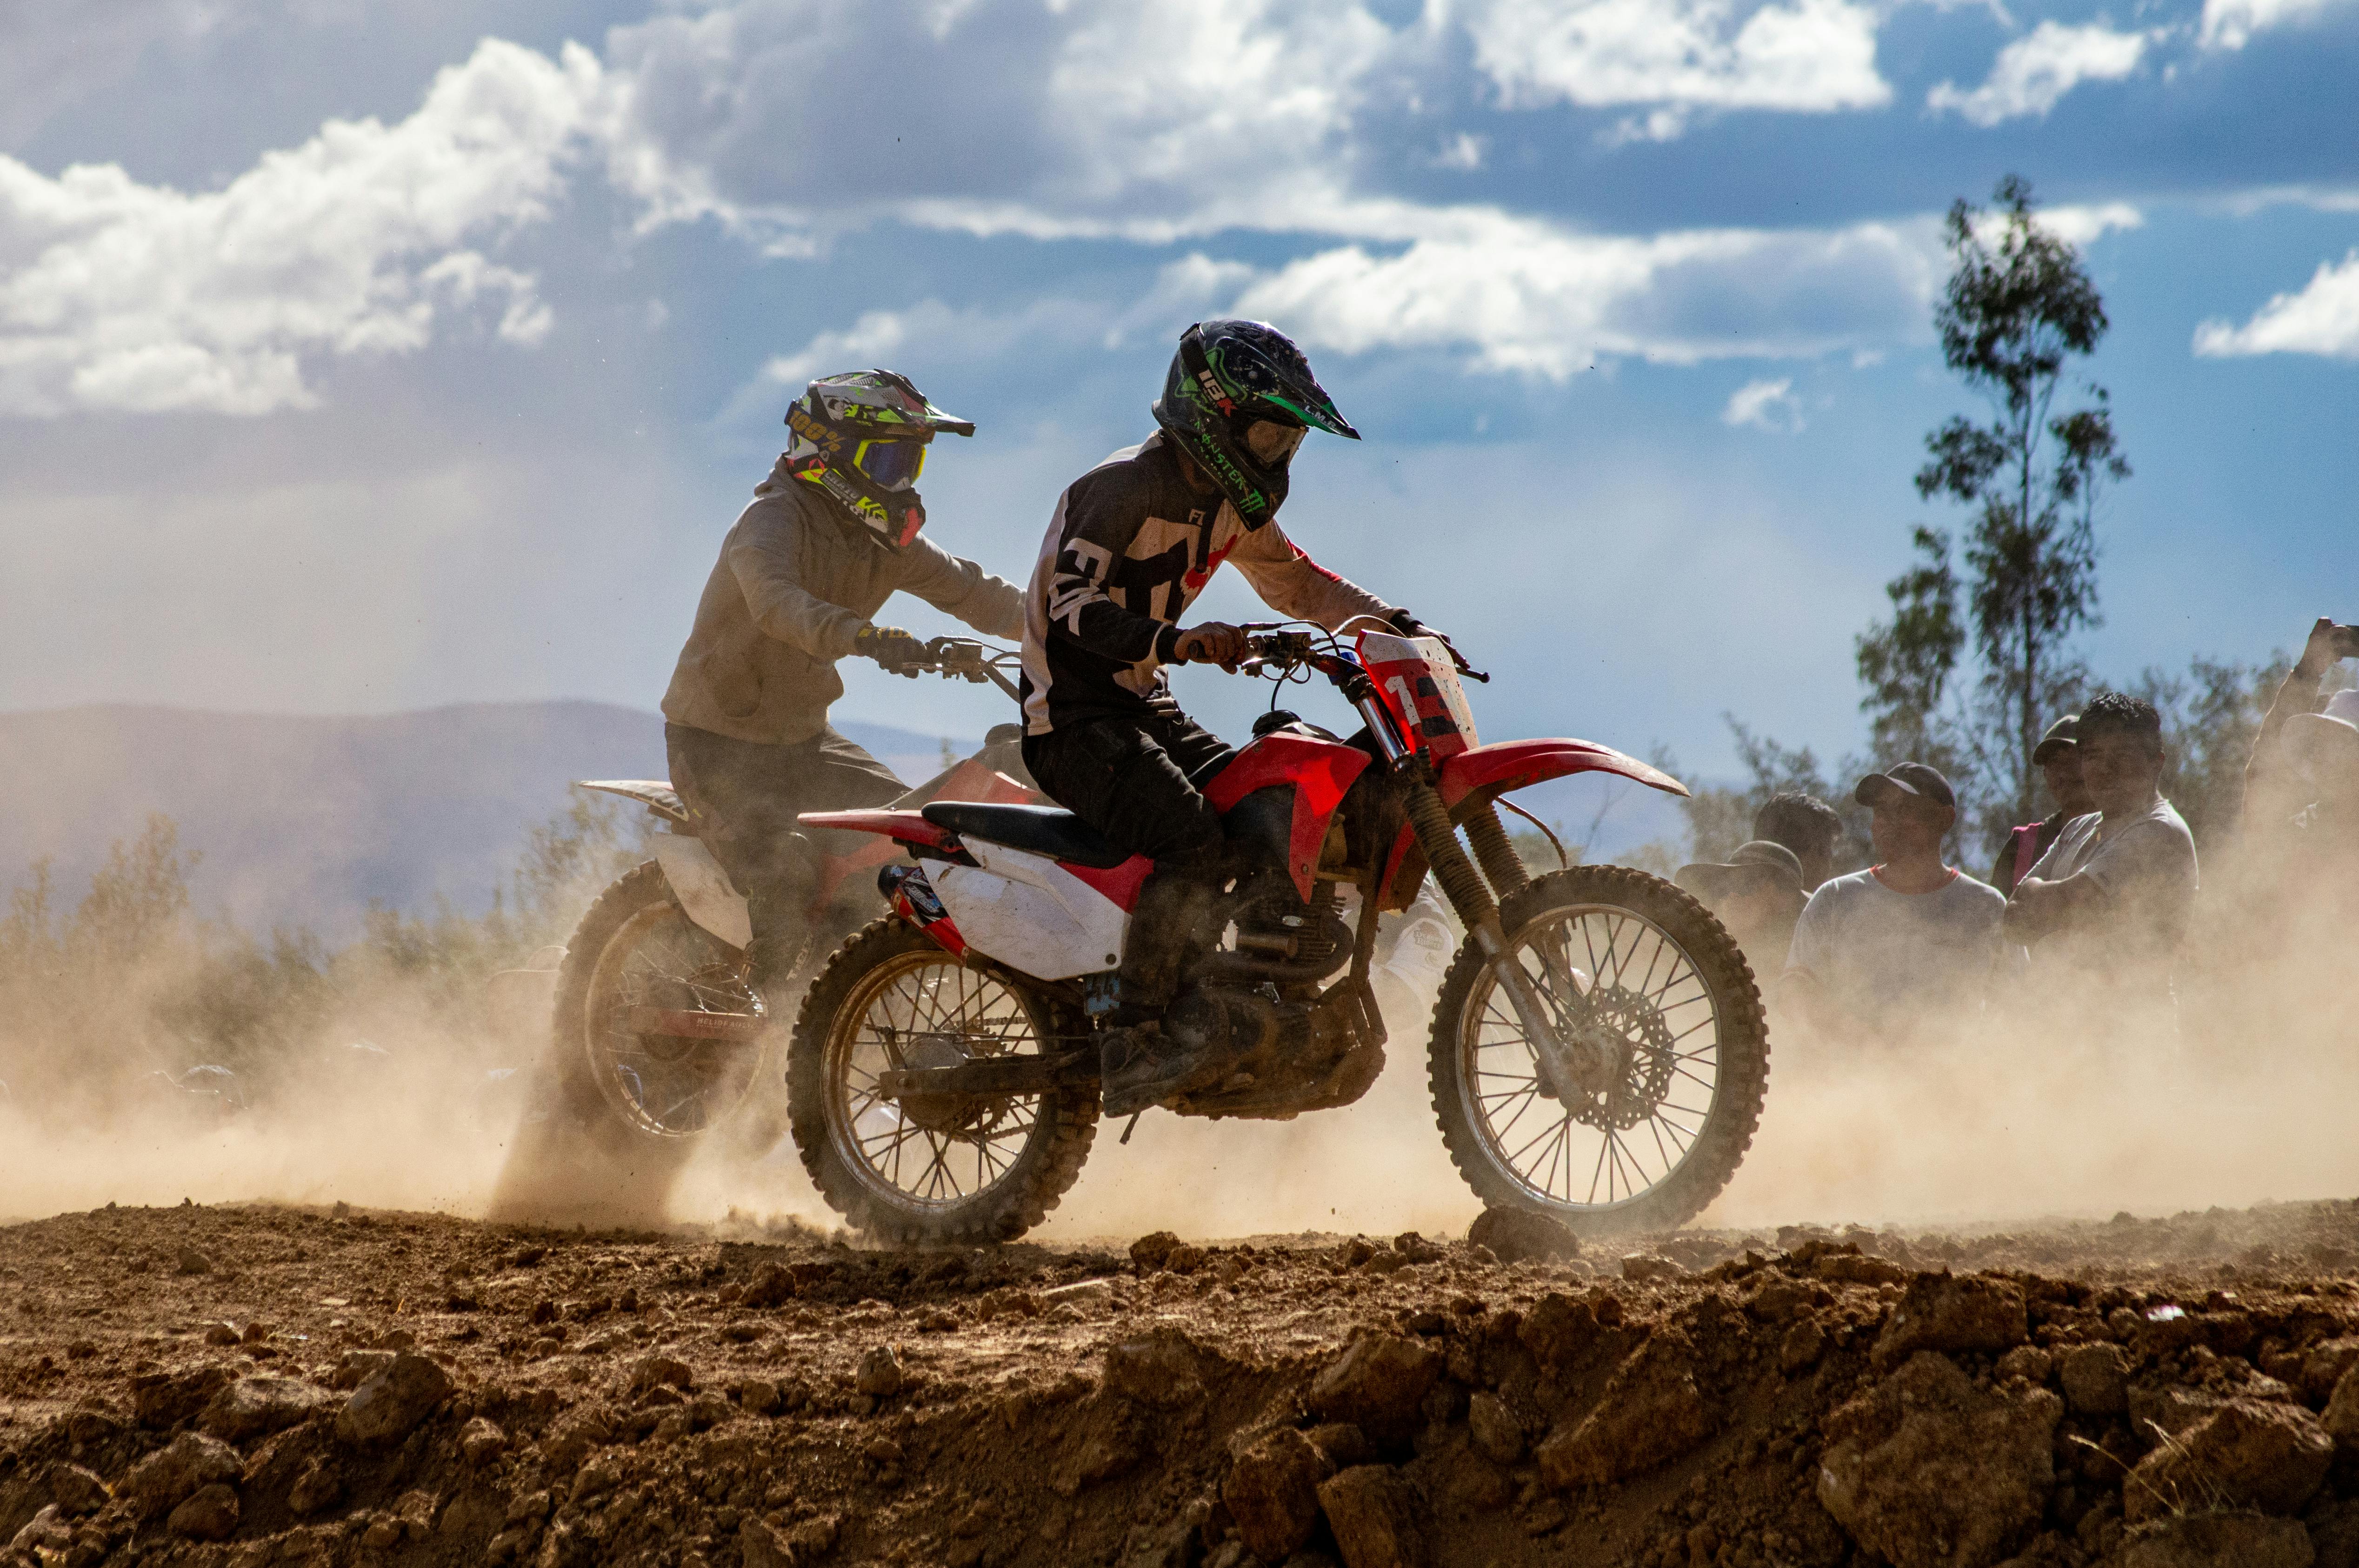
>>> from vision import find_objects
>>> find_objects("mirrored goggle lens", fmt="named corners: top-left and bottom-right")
top-left (854, 438), bottom-right (927, 489)
top-left (1244, 419), bottom-right (1306, 466)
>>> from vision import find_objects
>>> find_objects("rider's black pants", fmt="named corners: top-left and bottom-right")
top-left (1023, 707), bottom-right (1246, 1015)
top-left (665, 723), bottom-right (903, 984)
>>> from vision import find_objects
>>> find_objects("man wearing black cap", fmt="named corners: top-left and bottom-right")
top-left (2006, 693), bottom-right (2198, 1010)
top-left (1676, 840), bottom-right (1808, 971)
top-left (1990, 715), bottom-right (2095, 897)
top-left (1781, 762), bottom-right (2007, 1044)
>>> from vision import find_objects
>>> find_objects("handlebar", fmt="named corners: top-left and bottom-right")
top-left (874, 637), bottom-right (1025, 703)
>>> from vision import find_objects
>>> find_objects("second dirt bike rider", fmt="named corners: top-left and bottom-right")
top-left (1019, 319), bottom-right (1437, 1115)
top-left (662, 369), bottom-right (1024, 1000)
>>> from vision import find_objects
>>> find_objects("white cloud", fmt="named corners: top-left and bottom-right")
top-left (1462, 0), bottom-right (1891, 130)
top-left (1927, 20), bottom-right (2151, 126)
top-left (2200, 0), bottom-right (2358, 48)
top-left (1223, 211), bottom-right (1943, 376)
top-left (598, 0), bottom-right (1396, 250)
top-left (1723, 376), bottom-right (1804, 430)
top-left (0, 38), bottom-right (601, 417)
top-left (2032, 201), bottom-right (2146, 247)
top-left (2193, 251), bottom-right (2359, 359)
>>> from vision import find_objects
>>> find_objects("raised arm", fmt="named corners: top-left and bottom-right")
top-left (2246, 618), bottom-right (2353, 813)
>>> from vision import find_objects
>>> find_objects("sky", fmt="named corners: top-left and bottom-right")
top-left (2, 0), bottom-right (2354, 822)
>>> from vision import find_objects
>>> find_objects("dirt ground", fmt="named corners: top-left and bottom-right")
top-left (9, 1196), bottom-right (2359, 1568)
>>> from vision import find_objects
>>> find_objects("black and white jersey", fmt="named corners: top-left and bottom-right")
top-left (1019, 432), bottom-right (1395, 735)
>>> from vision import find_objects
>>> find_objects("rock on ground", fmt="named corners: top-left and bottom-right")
top-left (127, 1431), bottom-right (241, 1518)
top-left (2123, 1399), bottom-right (2334, 1522)
top-left (1816, 1350), bottom-right (2060, 1568)
top-left (2114, 1512), bottom-right (2317, 1568)
top-left (167, 1482), bottom-right (240, 1541)
top-left (2058, 1341), bottom-right (2131, 1417)
top-left (1536, 1329), bottom-right (1712, 1488)
top-left (1466, 1208), bottom-right (1579, 1264)
top-left (200, 1374), bottom-right (327, 1442)
top-left (1307, 1335), bottom-right (1438, 1448)
top-left (334, 1351), bottom-right (452, 1449)
top-left (1317, 1464), bottom-right (1430, 1568)
top-left (1224, 1426), bottom-right (1334, 1562)
top-left (1101, 1327), bottom-right (1207, 1408)
top-left (1872, 1272), bottom-right (2028, 1369)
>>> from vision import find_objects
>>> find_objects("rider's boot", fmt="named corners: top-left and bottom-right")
top-left (742, 859), bottom-right (817, 1012)
top-left (1099, 862), bottom-right (1228, 1116)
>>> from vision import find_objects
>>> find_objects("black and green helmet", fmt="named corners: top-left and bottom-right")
top-left (784, 369), bottom-right (975, 550)
top-left (1150, 319), bottom-right (1359, 529)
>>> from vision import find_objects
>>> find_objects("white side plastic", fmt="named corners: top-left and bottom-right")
top-left (651, 835), bottom-right (753, 951)
top-left (930, 840), bottom-right (1129, 980)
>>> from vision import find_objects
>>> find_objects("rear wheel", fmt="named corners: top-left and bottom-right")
top-left (788, 919), bottom-right (1097, 1244)
top-left (1428, 865), bottom-right (1767, 1236)
top-left (547, 861), bottom-right (770, 1142)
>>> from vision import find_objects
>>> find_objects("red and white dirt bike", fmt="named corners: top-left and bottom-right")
top-left (540, 639), bottom-right (1041, 1143)
top-left (785, 622), bottom-right (1770, 1243)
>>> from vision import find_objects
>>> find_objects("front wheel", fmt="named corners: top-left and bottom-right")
top-left (1428, 865), bottom-right (1768, 1236)
top-left (788, 920), bottom-right (1098, 1244)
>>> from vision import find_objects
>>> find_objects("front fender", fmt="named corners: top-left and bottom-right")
top-left (1436, 738), bottom-right (1689, 816)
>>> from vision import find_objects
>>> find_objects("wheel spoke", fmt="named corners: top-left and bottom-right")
top-left (826, 947), bottom-right (1062, 1215)
top-left (1458, 891), bottom-right (1752, 1218)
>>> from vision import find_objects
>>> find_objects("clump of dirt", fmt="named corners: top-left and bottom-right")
top-left (8, 1199), bottom-right (2359, 1567)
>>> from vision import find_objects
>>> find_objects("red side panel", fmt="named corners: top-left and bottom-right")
top-left (1205, 735), bottom-right (1372, 899)
top-left (1436, 738), bottom-right (1688, 812)
top-left (1065, 854), bottom-right (1154, 912)
top-left (893, 890), bottom-right (969, 957)
top-left (798, 808), bottom-right (960, 849)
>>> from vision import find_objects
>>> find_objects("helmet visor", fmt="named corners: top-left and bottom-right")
top-left (853, 436), bottom-right (927, 490)
top-left (1243, 419), bottom-right (1306, 467)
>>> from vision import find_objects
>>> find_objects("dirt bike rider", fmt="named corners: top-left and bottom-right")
top-left (662, 369), bottom-right (1025, 1000)
top-left (1018, 319), bottom-right (1438, 1116)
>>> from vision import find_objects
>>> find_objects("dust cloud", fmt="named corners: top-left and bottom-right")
top-left (3, 841), bottom-right (2352, 1247)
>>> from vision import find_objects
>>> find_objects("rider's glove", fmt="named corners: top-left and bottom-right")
top-left (854, 625), bottom-right (927, 676)
top-left (1387, 608), bottom-right (1434, 638)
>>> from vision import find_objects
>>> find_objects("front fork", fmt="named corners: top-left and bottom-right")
top-left (1397, 776), bottom-right (1612, 1100)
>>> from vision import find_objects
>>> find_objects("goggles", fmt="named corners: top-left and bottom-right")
top-left (1243, 419), bottom-right (1306, 467)
top-left (853, 435), bottom-right (928, 490)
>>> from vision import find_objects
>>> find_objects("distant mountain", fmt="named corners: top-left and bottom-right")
top-left (0, 704), bottom-right (973, 939)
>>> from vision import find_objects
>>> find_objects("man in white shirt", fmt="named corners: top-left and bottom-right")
top-left (1782, 763), bottom-right (2007, 1046)
top-left (2006, 692), bottom-right (2199, 1010)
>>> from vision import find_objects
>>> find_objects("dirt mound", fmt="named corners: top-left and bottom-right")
top-left (8, 1200), bottom-right (2359, 1567)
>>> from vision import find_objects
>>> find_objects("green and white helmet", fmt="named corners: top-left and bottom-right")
top-left (1150, 319), bottom-right (1359, 529)
top-left (784, 369), bottom-right (975, 549)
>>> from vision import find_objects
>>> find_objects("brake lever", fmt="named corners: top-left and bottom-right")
top-left (1434, 631), bottom-right (1490, 684)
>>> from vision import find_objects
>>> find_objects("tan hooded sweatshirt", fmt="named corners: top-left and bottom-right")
top-left (661, 457), bottom-right (1025, 746)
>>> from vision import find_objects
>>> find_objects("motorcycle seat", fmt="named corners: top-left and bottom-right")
top-left (919, 801), bottom-right (1132, 869)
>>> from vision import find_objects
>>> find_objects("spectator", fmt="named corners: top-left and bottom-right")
top-left (2245, 618), bottom-right (2359, 825)
top-left (2005, 692), bottom-right (2200, 1010)
top-left (1990, 715), bottom-right (2094, 897)
top-left (1781, 763), bottom-right (2007, 1044)
top-left (2249, 688), bottom-right (2359, 925)
top-left (1753, 791), bottom-right (1845, 890)
top-left (1676, 840), bottom-right (1807, 971)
